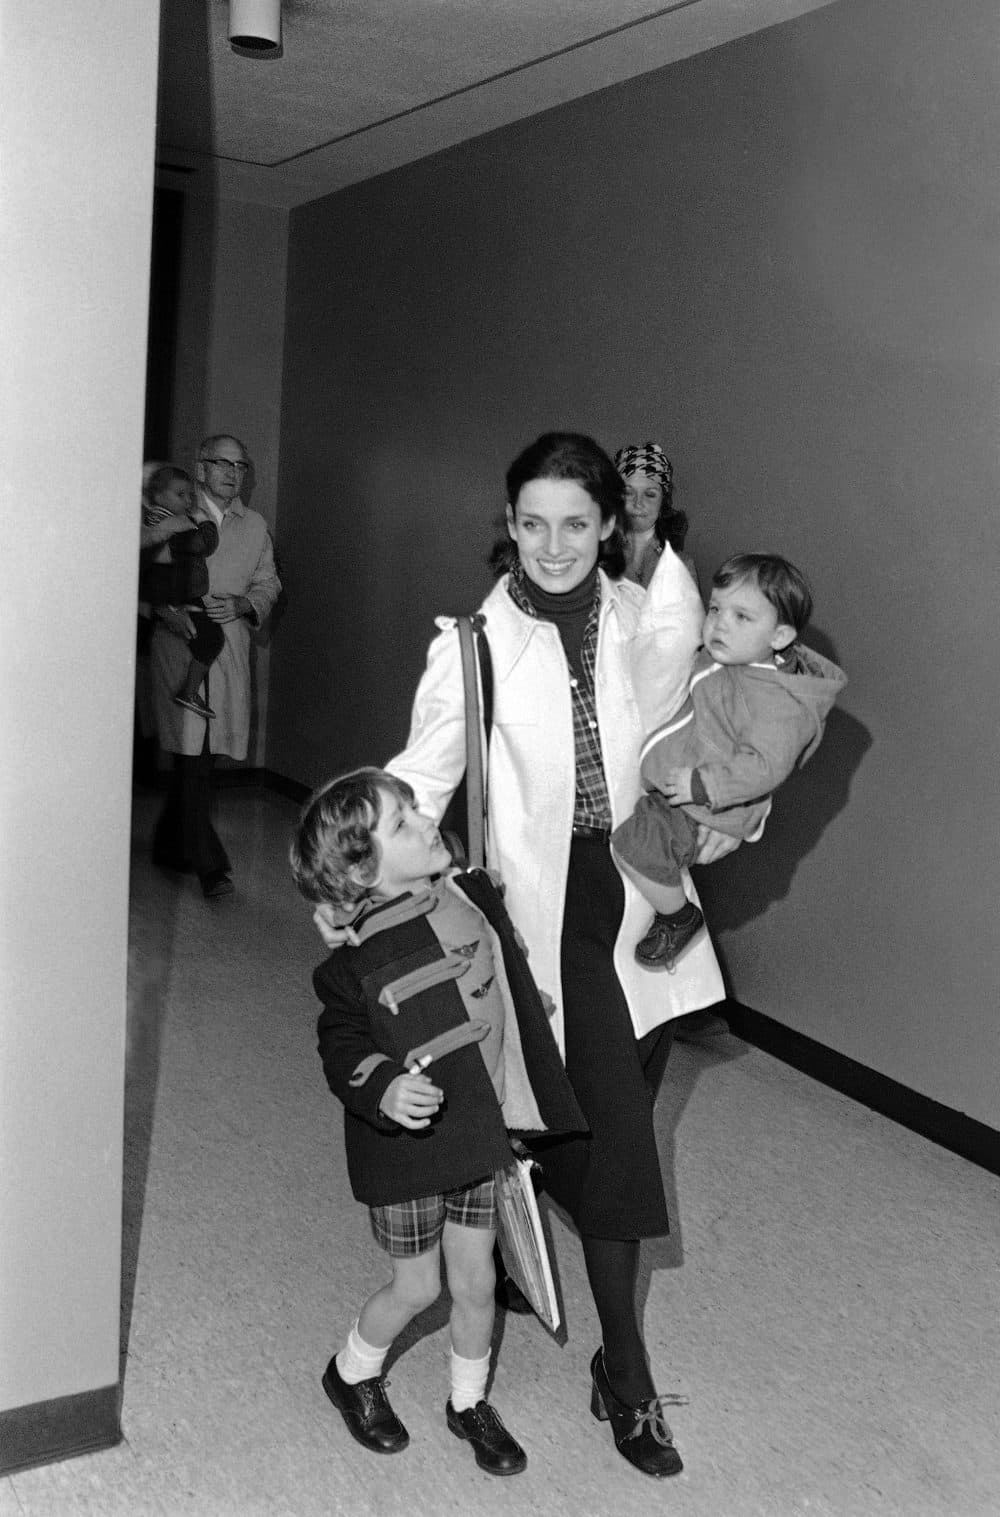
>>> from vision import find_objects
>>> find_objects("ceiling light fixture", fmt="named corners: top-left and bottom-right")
top-left (229, 0), bottom-right (281, 53)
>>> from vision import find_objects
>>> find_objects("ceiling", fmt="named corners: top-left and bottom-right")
top-left (155, 0), bottom-right (837, 209)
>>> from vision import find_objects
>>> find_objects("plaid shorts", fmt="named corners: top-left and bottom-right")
top-left (369, 1176), bottom-right (497, 1257)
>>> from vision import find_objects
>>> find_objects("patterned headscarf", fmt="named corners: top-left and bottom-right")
top-left (613, 442), bottom-right (673, 493)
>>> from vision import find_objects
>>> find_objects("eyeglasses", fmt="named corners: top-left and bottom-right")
top-left (201, 456), bottom-right (249, 474)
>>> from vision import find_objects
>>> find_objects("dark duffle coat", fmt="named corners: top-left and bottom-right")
top-left (313, 868), bottom-right (586, 1208)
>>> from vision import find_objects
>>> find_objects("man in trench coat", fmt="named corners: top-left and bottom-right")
top-left (150, 433), bottom-right (281, 897)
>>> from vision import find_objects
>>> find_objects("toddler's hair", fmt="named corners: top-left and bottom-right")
top-left (146, 464), bottom-right (192, 507)
top-left (712, 553), bottom-right (813, 636)
top-left (290, 767), bottom-right (417, 909)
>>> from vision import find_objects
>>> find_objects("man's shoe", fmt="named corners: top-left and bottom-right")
top-left (590, 1349), bottom-right (684, 1478)
top-left (322, 1356), bottom-right (409, 1455)
top-left (635, 904), bottom-right (705, 973)
top-left (445, 1399), bottom-right (526, 1475)
top-left (200, 868), bottom-right (234, 899)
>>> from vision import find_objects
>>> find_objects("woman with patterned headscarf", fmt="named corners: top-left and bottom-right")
top-left (614, 442), bottom-right (731, 1046)
top-left (614, 442), bottom-right (696, 590)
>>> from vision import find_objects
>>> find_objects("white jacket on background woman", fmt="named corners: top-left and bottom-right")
top-left (388, 546), bottom-right (725, 1055)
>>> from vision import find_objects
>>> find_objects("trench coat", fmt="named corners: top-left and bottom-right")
top-left (387, 549), bottom-right (725, 1051)
top-left (149, 496), bottom-right (281, 760)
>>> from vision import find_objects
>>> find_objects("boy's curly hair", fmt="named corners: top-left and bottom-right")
top-left (289, 767), bottom-right (417, 909)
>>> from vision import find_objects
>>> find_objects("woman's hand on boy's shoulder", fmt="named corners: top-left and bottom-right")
top-left (313, 902), bottom-right (354, 949)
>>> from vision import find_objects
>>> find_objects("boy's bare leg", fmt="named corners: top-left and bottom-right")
top-left (322, 1247), bottom-right (441, 1455)
top-left (442, 1221), bottom-right (495, 1360)
top-left (613, 848), bottom-right (704, 972)
top-left (357, 1246), bottom-right (441, 1351)
top-left (613, 849), bottom-right (687, 916)
top-left (442, 1220), bottom-right (526, 1475)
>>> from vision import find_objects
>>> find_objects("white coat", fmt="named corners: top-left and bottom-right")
top-left (388, 549), bottom-right (725, 1052)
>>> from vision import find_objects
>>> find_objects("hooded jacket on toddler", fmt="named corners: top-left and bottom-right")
top-left (637, 645), bottom-right (847, 839)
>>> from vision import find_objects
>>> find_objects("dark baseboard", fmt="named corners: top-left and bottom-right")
top-left (724, 1000), bottom-right (1000, 1177)
top-left (0, 1384), bottom-right (120, 1476)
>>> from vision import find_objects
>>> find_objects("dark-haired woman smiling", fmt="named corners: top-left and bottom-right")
top-left (329, 433), bottom-right (729, 1477)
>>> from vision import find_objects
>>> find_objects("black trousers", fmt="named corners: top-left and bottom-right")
top-left (152, 727), bottom-right (229, 878)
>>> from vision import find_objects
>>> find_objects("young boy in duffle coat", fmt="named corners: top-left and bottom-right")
top-left (290, 767), bottom-right (584, 1476)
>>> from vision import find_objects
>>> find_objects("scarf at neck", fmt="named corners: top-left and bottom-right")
top-left (516, 563), bottom-right (599, 678)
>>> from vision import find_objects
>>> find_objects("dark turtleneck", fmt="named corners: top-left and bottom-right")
top-left (518, 563), bottom-right (600, 681)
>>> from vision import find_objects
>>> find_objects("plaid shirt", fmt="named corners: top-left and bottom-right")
top-left (506, 571), bottom-right (613, 830)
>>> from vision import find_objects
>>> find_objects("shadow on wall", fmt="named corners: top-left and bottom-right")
top-left (693, 629), bottom-right (872, 937)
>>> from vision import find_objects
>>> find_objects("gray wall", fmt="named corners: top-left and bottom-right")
top-left (268, 0), bottom-right (1000, 1127)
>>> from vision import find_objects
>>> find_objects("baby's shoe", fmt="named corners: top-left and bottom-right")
top-left (635, 903), bottom-right (705, 973)
top-left (174, 692), bottom-right (215, 719)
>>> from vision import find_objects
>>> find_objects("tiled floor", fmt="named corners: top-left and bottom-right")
top-left (4, 787), bottom-right (999, 1515)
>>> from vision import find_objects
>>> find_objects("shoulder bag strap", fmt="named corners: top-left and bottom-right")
top-left (455, 614), bottom-right (493, 869)
top-left (473, 611), bottom-right (493, 746)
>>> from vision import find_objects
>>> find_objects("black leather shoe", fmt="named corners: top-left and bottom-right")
top-left (446, 1399), bottom-right (527, 1475)
top-left (635, 904), bottom-right (705, 973)
top-left (589, 1349), bottom-right (684, 1478)
top-left (322, 1356), bottom-right (409, 1454)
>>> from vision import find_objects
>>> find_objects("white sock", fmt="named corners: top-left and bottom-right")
top-left (450, 1349), bottom-right (491, 1412)
top-left (336, 1321), bottom-right (388, 1385)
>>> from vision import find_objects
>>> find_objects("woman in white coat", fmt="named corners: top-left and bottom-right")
top-left (385, 433), bottom-right (728, 1479)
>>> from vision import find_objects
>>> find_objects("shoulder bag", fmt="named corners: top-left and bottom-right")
top-left (450, 612), bottom-right (493, 869)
